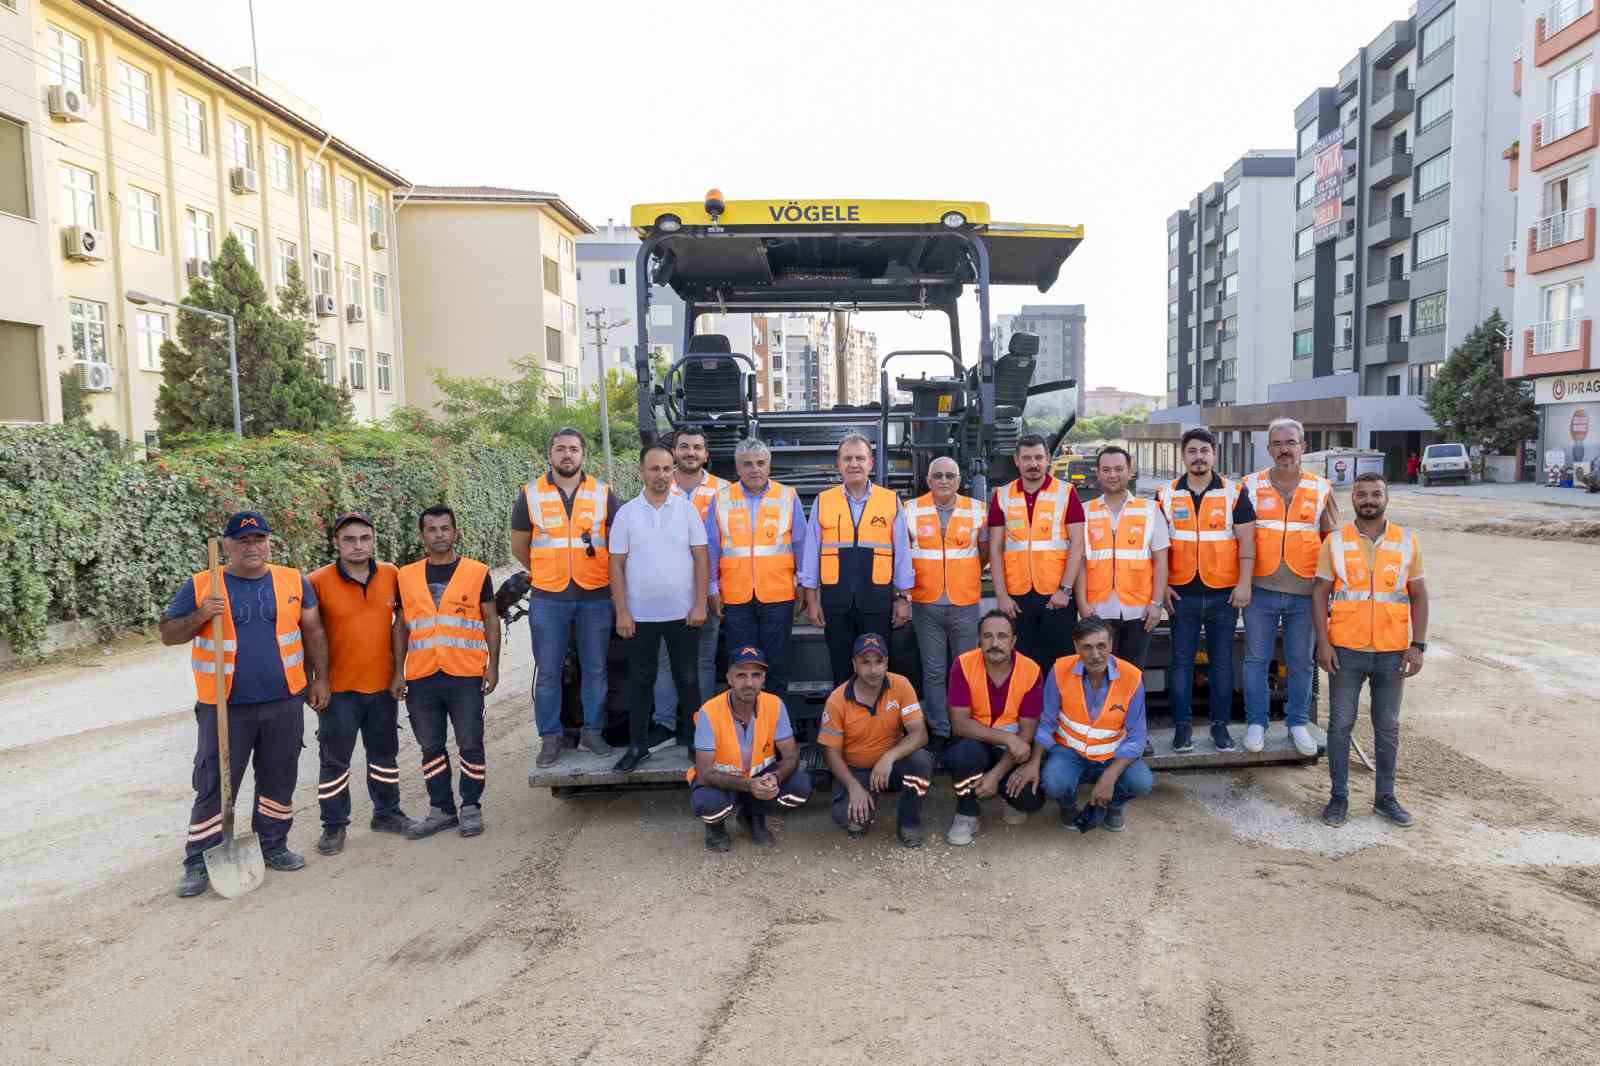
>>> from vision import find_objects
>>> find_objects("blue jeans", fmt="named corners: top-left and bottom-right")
top-left (1243, 589), bottom-right (1314, 727)
top-left (1326, 649), bottom-right (1405, 799)
top-left (654, 613), bottom-right (719, 728)
top-left (1168, 588), bottom-right (1238, 727)
top-left (530, 596), bottom-right (613, 738)
top-left (1039, 747), bottom-right (1155, 812)
top-left (721, 599), bottom-right (793, 697)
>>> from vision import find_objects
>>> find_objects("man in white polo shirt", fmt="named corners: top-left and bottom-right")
top-left (608, 442), bottom-right (710, 772)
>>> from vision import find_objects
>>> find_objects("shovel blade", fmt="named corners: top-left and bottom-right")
top-left (203, 833), bottom-right (265, 898)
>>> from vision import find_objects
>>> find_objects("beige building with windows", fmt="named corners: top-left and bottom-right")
top-left (396, 186), bottom-right (594, 413)
top-left (0, 0), bottom-right (407, 445)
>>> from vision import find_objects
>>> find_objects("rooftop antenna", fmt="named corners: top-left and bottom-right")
top-left (247, 0), bottom-right (260, 83)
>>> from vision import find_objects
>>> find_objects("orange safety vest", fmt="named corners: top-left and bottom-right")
top-left (1083, 495), bottom-right (1157, 608)
top-left (904, 492), bottom-right (985, 606)
top-left (954, 648), bottom-right (1042, 734)
top-left (524, 474), bottom-right (610, 592)
top-left (1052, 655), bottom-right (1142, 762)
top-left (190, 565), bottom-right (307, 703)
top-left (670, 470), bottom-right (729, 523)
top-left (398, 557), bottom-right (491, 680)
top-left (1327, 521), bottom-right (1418, 652)
top-left (816, 484), bottom-right (899, 609)
top-left (1159, 476), bottom-right (1241, 588)
top-left (715, 480), bottom-right (799, 604)
top-left (686, 691), bottom-right (783, 784)
top-left (1245, 469), bottom-right (1331, 579)
top-left (998, 478), bottom-right (1075, 596)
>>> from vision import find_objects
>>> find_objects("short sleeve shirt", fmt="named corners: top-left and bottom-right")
top-left (1316, 524), bottom-right (1426, 653)
top-left (693, 697), bottom-right (796, 772)
top-left (818, 673), bottom-right (924, 769)
top-left (946, 653), bottom-right (1043, 727)
top-left (1088, 496), bottom-right (1172, 620)
top-left (165, 571), bottom-right (318, 705)
top-left (610, 492), bottom-right (708, 622)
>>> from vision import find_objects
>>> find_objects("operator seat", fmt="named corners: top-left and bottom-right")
top-left (681, 334), bottom-right (745, 416)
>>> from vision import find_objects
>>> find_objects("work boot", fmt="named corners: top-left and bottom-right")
top-left (612, 744), bottom-right (651, 774)
top-left (1210, 723), bottom-right (1237, 751)
top-left (1243, 723), bottom-right (1266, 753)
top-left (175, 865), bottom-right (209, 898)
top-left (536, 738), bottom-right (563, 769)
top-left (704, 821), bottom-right (731, 852)
top-left (1103, 807), bottom-right (1127, 832)
top-left (739, 806), bottom-right (775, 846)
top-left (1002, 804), bottom-right (1029, 826)
top-left (1373, 794), bottom-right (1414, 827)
top-left (1172, 723), bottom-right (1194, 753)
top-left (459, 805), bottom-right (483, 837)
top-left (1289, 724), bottom-right (1319, 757)
top-left (897, 824), bottom-right (925, 848)
top-left (263, 848), bottom-right (306, 872)
top-left (579, 730), bottom-right (611, 757)
top-left (369, 811), bottom-right (413, 836)
top-left (407, 807), bottom-right (459, 839)
top-left (946, 813), bottom-right (978, 846)
top-left (1322, 795), bottom-right (1349, 827)
top-left (646, 723), bottom-right (677, 752)
top-left (316, 826), bottom-right (346, 856)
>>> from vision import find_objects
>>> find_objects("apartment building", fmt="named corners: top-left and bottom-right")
top-left (0, 0), bottom-right (408, 443)
top-left (1083, 385), bottom-right (1162, 417)
top-left (396, 186), bottom-right (593, 412)
top-left (575, 221), bottom-right (685, 392)
top-left (997, 304), bottom-right (1086, 411)
top-left (1506, 0), bottom-right (1600, 479)
top-left (838, 317), bottom-right (879, 408)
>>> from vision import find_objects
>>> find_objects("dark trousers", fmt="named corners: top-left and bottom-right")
top-left (830, 748), bottom-right (934, 829)
top-left (1326, 649), bottom-right (1405, 800)
top-left (1169, 588), bottom-right (1238, 727)
top-left (1014, 591), bottom-right (1075, 669)
top-left (690, 767), bottom-right (814, 823)
top-left (945, 738), bottom-right (1048, 817)
top-left (183, 695), bottom-right (304, 868)
top-left (625, 619), bottom-right (700, 745)
top-left (316, 690), bottom-right (402, 827)
top-left (1106, 617), bottom-right (1153, 670)
top-left (406, 676), bottom-right (485, 814)
top-left (823, 607), bottom-right (893, 687)
top-left (722, 599), bottom-right (794, 698)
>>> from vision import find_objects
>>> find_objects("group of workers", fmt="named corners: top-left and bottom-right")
top-left (161, 414), bottom-right (1429, 889)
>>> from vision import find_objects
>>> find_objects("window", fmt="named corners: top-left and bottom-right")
top-left (1220, 315), bottom-right (1238, 340)
top-left (1168, 300), bottom-right (1179, 320)
top-left (177, 93), bottom-right (207, 154)
top-left (46, 26), bottom-right (87, 93)
top-left (563, 300), bottom-right (577, 335)
top-left (772, 353), bottom-right (785, 370)
top-left (225, 118), bottom-right (252, 169)
top-left (1168, 265), bottom-right (1178, 286)
top-left (184, 207), bottom-right (213, 262)
top-left (1418, 79), bottom-right (1453, 132)
top-left (1218, 360), bottom-right (1236, 383)
top-left (275, 238), bottom-right (298, 284)
top-left (70, 299), bottom-right (107, 363)
top-left (315, 341), bottom-right (337, 385)
top-left (1412, 291), bottom-right (1448, 335)
top-left (269, 142), bottom-right (292, 192)
top-left (337, 176), bottom-right (357, 223)
top-left (1295, 277), bottom-right (1315, 309)
top-left (1167, 371), bottom-right (1179, 391)
top-left (609, 267), bottom-right (627, 285)
top-left (127, 187), bottom-right (160, 250)
top-left (1167, 229), bottom-right (1179, 252)
top-left (1222, 273), bottom-right (1238, 300)
top-left (135, 310), bottom-right (167, 371)
top-left (1294, 329), bottom-right (1314, 359)
top-left (230, 224), bottom-right (257, 267)
top-left (546, 326), bottom-right (563, 364)
top-left (543, 256), bottom-right (560, 294)
top-left (348, 347), bottom-right (366, 390)
top-left (117, 62), bottom-right (153, 130)
top-left (1223, 229), bottom-right (1240, 256)
top-left (651, 303), bottom-right (673, 327)
top-left (1296, 173), bottom-right (1315, 207)
top-left (1421, 6), bottom-right (1454, 62)
top-left (1544, 168), bottom-right (1590, 216)
top-left (1408, 362), bottom-right (1440, 397)
top-left (1296, 226), bottom-right (1314, 257)
top-left (1416, 150), bottom-right (1451, 200)
top-left (344, 263), bottom-right (362, 309)
top-left (306, 163), bottom-right (328, 209)
top-left (1385, 374), bottom-right (1402, 396)
top-left (1167, 337), bottom-right (1178, 356)
top-left (1542, 278), bottom-right (1585, 322)
top-left (1550, 0), bottom-right (1596, 35)
top-left (1225, 184), bottom-right (1241, 213)
top-left (563, 365), bottom-right (578, 402)
top-left (560, 234), bottom-right (575, 274)
top-left (367, 191), bottom-right (384, 236)
top-left (372, 272), bottom-right (389, 313)
top-left (312, 250), bottom-right (333, 297)
top-left (376, 352), bottom-right (393, 393)
top-left (1413, 221), bottom-right (1451, 267)
top-left (60, 165), bottom-right (96, 227)
top-left (0, 115), bottom-right (27, 218)
top-left (1298, 121), bottom-right (1318, 158)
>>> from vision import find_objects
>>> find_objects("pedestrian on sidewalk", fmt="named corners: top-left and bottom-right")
top-left (306, 512), bottom-right (416, 856)
top-left (609, 443), bottom-right (710, 773)
top-left (1313, 472), bottom-right (1428, 829)
top-left (398, 506), bottom-right (500, 840)
top-left (160, 511), bottom-right (330, 898)
top-left (1406, 453), bottom-right (1421, 484)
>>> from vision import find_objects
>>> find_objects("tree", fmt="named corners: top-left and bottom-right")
top-left (155, 236), bottom-right (351, 439)
top-left (426, 357), bottom-right (641, 457)
top-left (1065, 405), bottom-right (1150, 444)
top-left (1424, 310), bottom-right (1537, 454)
top-left (59, 370), bottom-right (89, 424)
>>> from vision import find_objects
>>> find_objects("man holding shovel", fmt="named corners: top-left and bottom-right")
top-left (160, 511), bottom-right (331, 899)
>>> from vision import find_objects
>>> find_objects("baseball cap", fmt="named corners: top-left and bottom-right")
top-left (728, 645), bottom-right (768, 668)
top-left (223, 511), bottom-right (272, 539)
top-left (851, 633), bottom-right (888, 659)
top-left (332, 510), bottom-right (374, 534)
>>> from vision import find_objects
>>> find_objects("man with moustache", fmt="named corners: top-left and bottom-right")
top-left (988, 434), bottom-right (1086, 668)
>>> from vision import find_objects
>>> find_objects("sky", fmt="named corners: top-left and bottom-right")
top-left (118, 0), bottom-right (1417, 397)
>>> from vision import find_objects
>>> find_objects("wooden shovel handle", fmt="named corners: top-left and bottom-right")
top-left (209, 538), bottom-right (234, 836)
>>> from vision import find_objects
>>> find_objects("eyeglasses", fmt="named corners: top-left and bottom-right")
top-left (928, 472), bottom-right (959, 480)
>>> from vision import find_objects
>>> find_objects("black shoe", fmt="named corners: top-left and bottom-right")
top-left (845, 822), bottom-right (868, 839)
top-left (1373, 794), bottom-right (1414, 827)
top-left (704, 821), bottom-right (731, 852)
top-left (1058, 803), bottom-right (1079, 829)
top-left (1172, 723), bottom-right (1194, 753)
top-left (369, 811), bottom-right (412, 835)
top-left (406, 807), bottom-right (458, 839)
top-left (739, 806), bottom-right (775, 846)
top-left (1322, 796), bottom-right (1349, 827)
top-left (1103, 807), bottom-right (1126, 832)
top-left (175, 865), bottom-right (209, 898)
top-left (459, 804), bottom-right (483, 837)
top-left (1142, 740), bottom-right (1154, 758)
top-left (1210, 724), bottom-right (1237, 751)
top-left (263, 848), bottom-right (306, 872)
top-left (612, 745), bottom-right (652, 773)
top-left (897, 824), bottom-right (925, 848)
top-left (316, 827), bottom-right (346, 855)
top-left (645, 723), bottom-right (677, 752)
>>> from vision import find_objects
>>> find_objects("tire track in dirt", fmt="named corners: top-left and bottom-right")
top-left (1202, 985), bottom-right (1251, 1066)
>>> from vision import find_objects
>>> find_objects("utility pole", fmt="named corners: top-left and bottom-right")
top-left (587, 308), bottom-right (628, 485)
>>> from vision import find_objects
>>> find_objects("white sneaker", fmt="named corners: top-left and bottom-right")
top-left (1002, 805), bottom-right (1028, 826)
top-left (1243, 724), bottom-right (1266, 753)
top-left (946, 813), bottom-right (979, 846)
top-left (1289, 724), bottom-right (1318, 756)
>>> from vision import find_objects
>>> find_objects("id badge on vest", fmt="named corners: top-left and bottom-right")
top-left (1170, 499), bottom-right (1192, 522)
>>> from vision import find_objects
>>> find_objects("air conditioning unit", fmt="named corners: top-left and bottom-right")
top-left (48, 84), bottom-right (89, 122)
top-left (73, 360), bottom-right (114, 392)
top-left (346, 303), bottom-right (365, 324)
top-left (370, 230), bottom-right (388, 251)
top-left (63, 225), bottom-right (105, 261)
top-left (315, 294), bottom-right (338, 318)
top-left (186, 257), bottom-right (213, 282)
top-left (229, 166), bottom-right (259, 194)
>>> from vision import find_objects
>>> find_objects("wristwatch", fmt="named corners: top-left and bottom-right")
top-left (1410, 641), bottom-right (1427, 652)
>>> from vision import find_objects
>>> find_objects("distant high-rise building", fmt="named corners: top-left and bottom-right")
top-left (996, 305), bottom-right (1086, 413)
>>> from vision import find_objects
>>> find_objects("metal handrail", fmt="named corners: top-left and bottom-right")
top-left (1371, 145), bottom-right (1413, 164)
top-left (1533, 204), bottom-right (1590, 250)
top-left (1369, 270), bottom-right (1411, 286)
top-left (1366, 330), bottom-right (1411, 345)
top-left (1369, 208), bottom-right (1413, 225)
top-left (1537, 96), bottom-right (1593, 146)
top-left (1532, 316), bottom-right (1588, 353)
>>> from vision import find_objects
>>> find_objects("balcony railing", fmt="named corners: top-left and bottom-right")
top-left (1548, 0), bottom-right (1596, 37)
top-left (1370, 208), bottom-right (1412, 225)
top-left (1533, 204), bottom-right (1590, 249)
top-left (1533, 316), bottom-right (1588, 352)
top-left (1371, 145), bottom-right (1411, 164)
top-left (1538, 98), bottom-right (1593, 145)
top-left (1366, 330), bottom-right (1411, 345)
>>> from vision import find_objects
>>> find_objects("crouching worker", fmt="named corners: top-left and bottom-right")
top-left (819, 633), bottom-right (933, 848)
top-left (1031, 617), bottom-right (1154, 833)
top-left (688, 645), bottom-right (813, 851)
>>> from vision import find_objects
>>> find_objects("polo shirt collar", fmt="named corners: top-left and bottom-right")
top-left (844, 677), bottom-right (888, 714)
top-left (335, 558), bottom-right (376, 585)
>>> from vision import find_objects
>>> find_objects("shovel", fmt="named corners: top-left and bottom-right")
top-left (203, 537), bottom-right (265, 898)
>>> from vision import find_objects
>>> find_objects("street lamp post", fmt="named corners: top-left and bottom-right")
top-left (127, 290), bottom-right (241, 438)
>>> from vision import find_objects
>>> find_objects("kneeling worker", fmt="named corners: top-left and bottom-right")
top-left (818, 633), bottom-right (933, 848)
top-left (688, 645), bottom-right (813, 852)
top-left (1031, 618), bottom-right (1154, 833)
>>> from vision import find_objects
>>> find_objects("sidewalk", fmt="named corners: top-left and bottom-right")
top-left (1400, 482), bottom-right (1600, 509)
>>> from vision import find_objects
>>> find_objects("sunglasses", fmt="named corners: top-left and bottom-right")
top-left (581, 530), bottom-right (596, 557)
top-left (928, 472), bottom-right (959, 480)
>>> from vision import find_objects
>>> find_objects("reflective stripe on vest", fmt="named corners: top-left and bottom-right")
top-left (715, 481), bottom-right (798, 604)
top-left (954, 648), bottom-right (1041, 734)
top-left (525, 474), bottom-right (610, 592)
top-left (1160, 477), bottom-right (1240, 588)
top-left (685, 691), bottom-right (783, 784)
top-left (905, 492), bottom-right (985, 605)
top-left (1051, 655), bottom-right (1142, 762)
top-left (999, 479), bottom-right (1073, 596)
top-left (671, 471), bottom-right (728, 523)
top-left (398, 557), bottom-right (491, 680)
top-left (1328, 521), bottom-right (1416, 652)
top-left (1083, 495), bottom-right (1157, 608)
top-left (1246, 469), bottom-right (1330, 579)
top-left (189, 565), bottom-right (307, 702)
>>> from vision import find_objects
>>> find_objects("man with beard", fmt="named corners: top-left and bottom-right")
top-left (988, 435), bottom-right (1086, 668)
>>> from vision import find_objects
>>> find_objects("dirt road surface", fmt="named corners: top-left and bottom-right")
top-left (4, 487), bottom-right (1599, 1065)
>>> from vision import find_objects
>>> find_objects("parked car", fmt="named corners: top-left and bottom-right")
top-left (1420, 442), bottom-right (1471, 486)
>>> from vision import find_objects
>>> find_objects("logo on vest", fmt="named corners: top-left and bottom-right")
top-left (1109, 703), bottom-right (1126, 716)
top-left (869, 515), bottom-right (888, 527)
top-left (1090, 527), bottom-right (1105, 541)
top-left (1207, 513), bottom-right (1224, 529)
top-left (1382, 562), bottom-right (1401, 580)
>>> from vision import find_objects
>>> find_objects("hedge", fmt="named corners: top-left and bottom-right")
top-left (0, 425), bottom-right (641, 659)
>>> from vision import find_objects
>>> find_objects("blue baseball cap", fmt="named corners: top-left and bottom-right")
top-left (852, 633), bottom-right (889, 659)
top-left (728, 645), bottom-right (768, 669)
top-left (223, 511), bottom-right (272, 539)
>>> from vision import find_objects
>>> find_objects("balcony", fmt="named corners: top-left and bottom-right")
top-left (1343, 115), bottom-right (1360, 149)
top-left (1524, 316), bottom-right (1595, 373)
top-left (1335, 224), bottom-right (1357, 261)
top-left (1368, 209), bottom-right (1412, 247)
top-left (1220, 294), bottom-right (1238, 318)
top-left (1505, 239), bottom-right (1518, 287)
top-left (1528, 205), bottom-right (1596, 273)
top-left (1370, 86), bottom-right (1415, 128)
top-left (1532, 94), bottom-right (1600, 171)
top-left (1369, 146), bottom-right (1413, 188)
top-left (1204, 215), bottom-right (1225, 245)
top-left (1513, 46), bottom-right (1523, 96)
top-left (1218, 334), bottom-right (1239, 361)
top-left (1201, 304), bottom-right (1220, 324)
top-left (1364, 332), bottom-right (1411, 364)
top-left (1367, 271), bottom-right (1410, 306)
top-left (1371, 20), bottom-right (1415, 67)
top-left (1338, 56), bottom-right (1362, 99)
top-left (1535, 0), bottom-right (1599, 66)
top-left (1333, 343), bottom-right (1357, 373)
